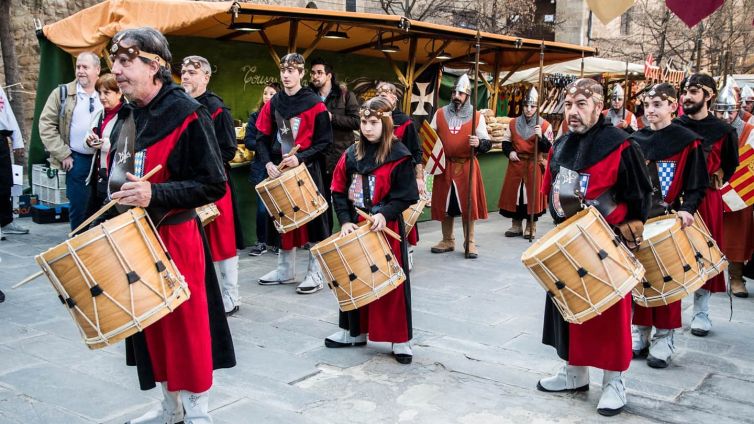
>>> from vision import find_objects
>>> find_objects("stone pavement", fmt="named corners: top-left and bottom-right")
top-left (1, 214), bottom-right (754, 423)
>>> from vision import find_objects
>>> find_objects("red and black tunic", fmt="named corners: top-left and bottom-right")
top-left (541, 115), bottom-right (653, 371)
top-left (256, 87), bottom-right (333, 249)
top-left (109, 84), bottom-right (236, 392)
top-left (631, 123), bottom-right (709, 329)
top-left (331, 140), bottom-right (419, 342)
top-left (196, 91), bottom-right (243, 260)
top-left (392, 109), bottom-right (422, 245)
top-left (674, 114), bottom-right (739, 292)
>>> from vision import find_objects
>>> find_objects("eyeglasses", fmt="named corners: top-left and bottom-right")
top-left (89, 97), bottom-right (95, 113)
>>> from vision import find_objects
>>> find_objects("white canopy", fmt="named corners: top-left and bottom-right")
top-left (500, 57), bottom-right (644, 86)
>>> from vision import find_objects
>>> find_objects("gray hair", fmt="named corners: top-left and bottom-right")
top-left (77, 52), bottom-right (101, 69)
top-left (182, 55), bottom-right (212, 77)
top-left (112, 27), bottom-right (173, 85)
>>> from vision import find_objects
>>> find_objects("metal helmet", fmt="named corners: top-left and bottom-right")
top-left (712, 78), bottom-right (739, 113)
top-left (454, 73), bottom-right (472, 95)
top-left (610, 83), bottom-right (624, 101)
top-left (524, 86), bottom-right (539, 106)
top-left (741, 85), bottom-right (754, 102)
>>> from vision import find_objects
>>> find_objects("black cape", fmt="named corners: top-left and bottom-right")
top-left (113, 84), bottom-right (237, 390)
top-left (674, 113), bottom-right (739, 183)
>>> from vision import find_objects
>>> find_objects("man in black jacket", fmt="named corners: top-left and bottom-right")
top-left (309, 58), bottom-right (360, 230)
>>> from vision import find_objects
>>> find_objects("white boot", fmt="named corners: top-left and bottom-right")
top-left (597, 370), bottom-right (626, 416)
top-left (215, 256), bottom-right (239, 314)
top-left (296, 251), bottom-right (324, 294)
top-left (180, 390), bottom-right (212, 424)
top-left (392, 341), bottom-right (413, 364)
top-left (126, 382), bottom-right (183, 424)
top-left (324, 330), bottom-right (367, 348)
top-left (258, 248), bottom-right (296, 285)
top-left (647, 329), bottom-right (675, 368)
top-left (691, 288), bottom-right (712, 337)
top-left (537, 363), bottom-right (589, 392)
top-left (631, 325), bottom-right (651, 358)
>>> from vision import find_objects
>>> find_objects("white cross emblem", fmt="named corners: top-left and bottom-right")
top-left (411, 82), bottom-right (434, 116)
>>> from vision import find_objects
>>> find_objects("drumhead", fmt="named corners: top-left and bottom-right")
top-left (643, 218), bottom-right (675, 239)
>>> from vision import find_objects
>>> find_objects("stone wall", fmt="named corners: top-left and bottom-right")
top-left (1, 0), bottom-right (103, 144)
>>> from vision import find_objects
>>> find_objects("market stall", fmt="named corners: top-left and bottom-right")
top-left (30, 0), bottom-right (595, 243)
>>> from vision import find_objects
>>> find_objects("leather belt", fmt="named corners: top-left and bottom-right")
top-left (448, 157), bottom-right (469, 164)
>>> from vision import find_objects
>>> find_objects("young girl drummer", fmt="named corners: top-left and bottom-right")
top-left (325, 96), bottom-right (420, 364)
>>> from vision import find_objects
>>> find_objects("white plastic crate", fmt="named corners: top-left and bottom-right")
top-left (32, 164), bottom-right (69, 205)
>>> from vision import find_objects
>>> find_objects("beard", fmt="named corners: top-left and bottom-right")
top-left (682, 97), bottom-right (705, 115)
top-left (451, 98), bottom-right (463, 110)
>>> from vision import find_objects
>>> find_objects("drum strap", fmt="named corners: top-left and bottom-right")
top-left (552, 166), bottom-right (618, 220)
top-left (646, 160), bottom-right (670, 217)
top-left (108, 111), bottom-right (136, 208)
top-left (274, 109), bottom-right (295, 155)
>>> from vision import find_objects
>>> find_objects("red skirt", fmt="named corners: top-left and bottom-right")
top-left (205, 181), bottom-right (237, 261)
top-left (698, 187), bottom-right (727, 292)
top-left (356, 220), bottom-right (410, 343)
top-left (568, 296), bottom-right (632, 371)
top-left (632, 301), bottom-right (682, 329)
top-left (144, 219), bottom-right (214, 392)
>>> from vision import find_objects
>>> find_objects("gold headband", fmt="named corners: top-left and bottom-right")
top-left (359, 107), bottom-right (389, 118)
top-left (109, 41), bottom-right (169, 68)
top-left (566, 85), bottom-right (604, 102)
top-left (280, 62), bottom-right (305, 71)
top-left (646, 88), bottom-right (676, 103)
top-left (687, 83), bottom-right (714, 96)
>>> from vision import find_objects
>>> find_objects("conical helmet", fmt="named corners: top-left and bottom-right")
top-left (712, 78), bottom-right (739, 112)
top-left (524, 86), bottom-right (539, 106)
top-left (610, 83), bottom-right (624, 101)
top-left (454, 73), bottom-right (472, 95)
top-left (741, 85), bottom-right (754, 102)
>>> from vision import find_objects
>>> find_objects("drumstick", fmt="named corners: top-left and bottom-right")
top-left (12, 270), bottom-right (44, 289)
top-left (276, 145), bottom-right (301, 172)
top-left (355, 209), bottom-right (402, 241)
top-left (68, 164), bottom-right (163, 238)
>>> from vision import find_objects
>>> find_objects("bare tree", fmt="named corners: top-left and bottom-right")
top-left (592, 0), bottom-right (754, 75)
top-left (379, 0), bottom-right (557, 38)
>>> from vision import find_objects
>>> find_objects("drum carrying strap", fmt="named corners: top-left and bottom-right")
top-left (274, 109), bottom-right (295, 155)
top-left (646, 160), bottom-right (670, 217)
top-left (108, 111), bottom-right (136, 213)
top-left (551, 166), bottom-right (618, 220)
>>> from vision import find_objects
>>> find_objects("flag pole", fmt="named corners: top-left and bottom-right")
top-left (530, 41), bottom-right (545, 243)
top-left (464, 26), bottom-right (481, 258)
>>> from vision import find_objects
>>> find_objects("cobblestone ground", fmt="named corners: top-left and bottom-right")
top-left (1, 214), bottom-right (753, 423)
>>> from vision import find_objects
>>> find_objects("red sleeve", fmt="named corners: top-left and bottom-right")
top-left (255, 101), bottom-right (273, 136)
top-left (541, 148), bottom-right (554, 196)
top-left (330, 152), bottom-right (348, 193)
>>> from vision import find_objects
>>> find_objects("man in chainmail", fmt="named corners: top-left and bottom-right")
top-left (428, 74), bottom-right (492, 259)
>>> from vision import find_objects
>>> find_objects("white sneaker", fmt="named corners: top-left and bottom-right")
top-left (258, 248), bottom-right (296, 285)
top-left (691, 289), bottom-right (712, 337)
top-left (1, 221), bottom-right (29, 235)
top-left (597, 371), bottom-right (626, 416)
top-left (324, 330), bottom-right (367, 348)
top-left (537, 363), bottom-right (589, 392)
top-left (126, 382), bottom-right (183, 424)
top-left (296, 252), bottom-right (324, 294)
top-left (647, 329), bottom-right (675, 368)
top-left (631, 325), bottom-right (651, 358)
